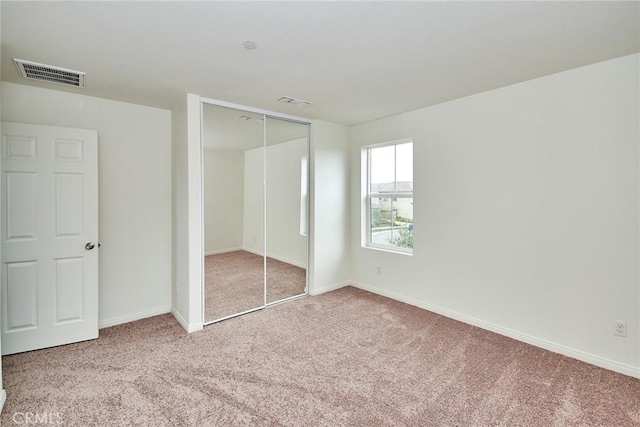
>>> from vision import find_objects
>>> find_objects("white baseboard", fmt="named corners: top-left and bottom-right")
top-left (0, 389), bottom-right (6, 414)
top-left (242, 247), bottom-right (263, 257)
top-left (99, 306), bottom-right (171, 329)
top-left (310, 280), bottom-right (350, 296)
top-left (268, 253), bottom-right (307, 269)
top-left (351, 281), bottom-right (640, 379)
top-left (170, 306), bottom-right (203, 333)
top-left (204, 247), bottom-right (242, 256)
top-left (242, 247), bottom-right (307, 269)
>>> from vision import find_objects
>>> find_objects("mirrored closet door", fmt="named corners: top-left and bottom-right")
top-left (265, 117), bottom-right (309, 304)
top-left (202, 102), bottom-right (309, 323)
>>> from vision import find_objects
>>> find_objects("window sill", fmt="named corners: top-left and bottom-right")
top-left (362, 245), bottom-right (413, 256)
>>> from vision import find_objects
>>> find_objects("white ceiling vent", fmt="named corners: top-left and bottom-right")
top-left (238, 115), bottom-right (263, 122)
top-left (276, 96), bottom-right (312, 108)
top-left (14, 59), bottom-right (86, 88)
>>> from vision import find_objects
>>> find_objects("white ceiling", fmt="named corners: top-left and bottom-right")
top-left (2, 1), bottom-right (638, 126)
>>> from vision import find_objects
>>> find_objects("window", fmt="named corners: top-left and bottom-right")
top-left (365, 140), bottom-right (413, 254)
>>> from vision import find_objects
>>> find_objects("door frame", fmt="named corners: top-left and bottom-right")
top-left (199, 98), bottom-right (313, 325)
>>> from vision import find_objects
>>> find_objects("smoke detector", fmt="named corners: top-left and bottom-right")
top-left (14, 59), bottom-right (86, 88)
top-left (276, 96), bottom-right (313, 108)
top-left (242, 41), bottom-right (258, 50)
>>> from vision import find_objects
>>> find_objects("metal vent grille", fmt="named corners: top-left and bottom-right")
top-left (14, 59), bottom-right (86, 88)
top-left (276, 96), bottom-right (312, 108)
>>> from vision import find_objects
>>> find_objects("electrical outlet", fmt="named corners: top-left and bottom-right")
top-left (376, 266), bottom-right (382, 275)
top-left (613, 320), bottom-right (627, 337)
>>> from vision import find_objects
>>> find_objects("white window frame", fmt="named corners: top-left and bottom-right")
top-left (364, 138), bottom-right (413, 255)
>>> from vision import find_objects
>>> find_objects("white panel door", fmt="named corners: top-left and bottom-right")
top-left (1, 122), bottom-right (99, 355)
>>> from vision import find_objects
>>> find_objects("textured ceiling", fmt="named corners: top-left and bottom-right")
top-left (2, 1), bottom-right (638, 126)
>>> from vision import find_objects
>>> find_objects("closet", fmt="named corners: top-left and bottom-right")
top-left (201, 101), bottom-right (310, 323)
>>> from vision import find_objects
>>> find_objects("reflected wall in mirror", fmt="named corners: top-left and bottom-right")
top-left (203, 103), bottom-right (265, 322)
top-left (265, 117), bottom-right (309, 304)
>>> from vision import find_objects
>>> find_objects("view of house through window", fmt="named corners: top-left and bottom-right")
top-left (366, 140), bottom-right (413, 253)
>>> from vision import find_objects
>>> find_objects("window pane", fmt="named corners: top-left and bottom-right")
top-left (369, 196), bottom-right (391, 244)
top-left (370, 197), bottom-right (413, 252)
top-left (370, 145), bottom-right (395, 193)
top-left (387, 198), bottom-right (413, 251)
top-left (395, 142), bottom-right (413, 192)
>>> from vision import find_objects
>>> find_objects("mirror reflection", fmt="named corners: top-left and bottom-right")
top-left (203, 104), bottom-right (265, 322)
top-left (265, 117), bottom-right (309, 303)
top-left (202, 104), bottom-right (309, 323)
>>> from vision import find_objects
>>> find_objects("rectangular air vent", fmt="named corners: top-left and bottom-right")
top-left (276, 96), bottom-right (312, 108)
top-left (14, 59), bottom-right (86, 88)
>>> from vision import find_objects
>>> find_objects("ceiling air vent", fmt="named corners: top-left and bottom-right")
top-left (14, 59), bottom-right (86, 88)
top-left (276, 96), bottom-right (312, 108)
top-left (238, 115), bottom-right (263, 122)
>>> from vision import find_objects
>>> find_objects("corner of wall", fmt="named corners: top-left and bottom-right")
top-left (186, 94), bottom-right (203, 327)
top-left (170, 95), bottom-right (189, 322)
top-left (171, 306), bottom-right (203, 333)
top-left (347, 54), bottom-right (640, 376)
top-left (310, 120), bottom-right (352, 293)
top-left (169, 93), bottom-right (203, 330)
top-left (309, 281), bottom-right (351, 296)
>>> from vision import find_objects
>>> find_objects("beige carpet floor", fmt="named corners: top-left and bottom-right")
top-left (204, 251), bottom-right (306, 322)
top-left (2, 286), bottom-right (639, 426)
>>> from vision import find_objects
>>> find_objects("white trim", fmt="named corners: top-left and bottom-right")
top-left (187, 93), bottom-right (205, 332)
top-left (171, 306), bottom-right (203, 333)
top-left (310, 280), bottom-right (350, 296)
top-left (199, 99), bottom-right (206, 334)
top-left (200, 97), bottom-right (311, 124)
top-left (265, 293), bottom-right (307, 309)
top-left (99, 306), bottom-right (170, 329)
top-left (267, 253), bottom-right (307, 269)
top-left (242, 247), bottom-right (263, 257)
top-left (361, 245), bottom-right (413, 256)
top-left (204, 247), bottom-right (243, 256)
top-left (351, 281), bottom-right (640, 379)
top-left (0, 389), bottom-right (6, 414)
top-left (205, 305), bottom-right (264, 325)
top-left (241, 247), bottom-right (307, 269)
top-left (366, 137), bottom-right (414, 150)
top-left (263, 115), bottom-right (267, 307)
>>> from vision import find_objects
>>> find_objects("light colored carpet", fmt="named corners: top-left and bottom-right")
top-left (204, 251), bottom-right (306, 322)
top-left (2, 286), bottom-right (639, 426)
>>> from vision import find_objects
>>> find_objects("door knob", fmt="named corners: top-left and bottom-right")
top-left (85, 242), bottom-right (95, 250)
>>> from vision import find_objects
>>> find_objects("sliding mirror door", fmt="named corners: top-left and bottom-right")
top-left (265, 117), bottom-right (309, 304)
top-left (203, 103), bottom-right (265, 322)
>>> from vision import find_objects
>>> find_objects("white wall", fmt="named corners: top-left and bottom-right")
top-left (242, 147), bottom-right (264, 255)
top-left (348, 54), bottom-right (640, 377)
top-left (242, 138), bottom-right (309, 267)
top-left (171, 95), bottom-right (188, 326)
top-left (171, 93), bottom-right (203, 332)
top-left (311, 120), bottom-right (351, 294)
top-left (266, 138), bottom-right (308, 267)
top-left (203, 148), bottom-right (244, 254)
top-left (1, 82), bottom-right (172, 328)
